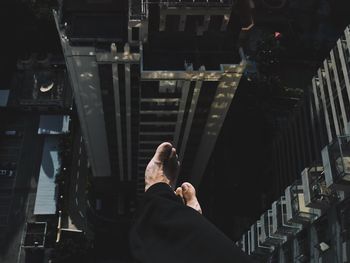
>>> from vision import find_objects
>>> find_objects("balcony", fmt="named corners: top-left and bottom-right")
top-left (239, 233), bottom-right (250, 254)
top-left (322, 135), bottom-right (350, 191)
top-left (249, 222), bottom-right (274, 256)
top-left (271, 197), bottom-right (302, 236)
top-left (285, 181), bottom-right (321, 224)
top-left (301, 165), bottom-right (338, 210)
top-left (247, 231), bottom-right (252, 255)
top-left (259, 210), bottom-right (287, 246)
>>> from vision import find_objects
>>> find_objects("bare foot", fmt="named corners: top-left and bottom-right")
top-left (175, 182), bottom-right (202, 214)
top-left (145, 142), bottom-right (180, 191)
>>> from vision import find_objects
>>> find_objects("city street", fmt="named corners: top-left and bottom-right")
top-left (63, 127), bottom-right (89, 233)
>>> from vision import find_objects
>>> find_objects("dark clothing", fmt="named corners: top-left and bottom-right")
top-left (129, 183), bottom-right (256, 263)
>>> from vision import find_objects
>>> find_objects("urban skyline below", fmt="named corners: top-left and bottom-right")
top-left (1, 0), bottom-right (350, 262)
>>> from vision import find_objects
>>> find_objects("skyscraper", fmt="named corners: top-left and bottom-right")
top-left (55, 0), bottom-right (253, 200)
top-left (271, 25), bottom-right (350, 195)
top-left (238, 25), bottom-right (350, 262)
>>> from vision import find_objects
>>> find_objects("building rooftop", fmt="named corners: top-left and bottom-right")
top-left (34, 136), bottom-right (61, 215)
top-left (38, 115), bottom-right (70, 135)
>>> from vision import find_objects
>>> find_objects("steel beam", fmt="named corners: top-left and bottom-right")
top-left (174, 80), bottom-right (191, 148)
top-left (179, 66), bottom-right (205, 165)
top-left (112, 61), bottom-right (125, 181)
top-left (323, 60), bottom-right (340, 136)
top-left (96, 52), bottom-right (140, 63)
top-left (312, 77), bottom-right (326, 146)
top-left (141, 64), bottom-right (244, 81)
top-left (337, 39), bottom-right (350, 106)
top-left (344, 26), bottom-right (350, 51)
top-left (125, 51), bottom-right (132, 181)
top-left (317, 69), bottom-right (333, 143)
top-left (330, 50), bottom-right (349, 134)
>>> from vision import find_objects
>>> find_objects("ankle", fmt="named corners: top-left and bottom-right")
top-left (145, 176), bottom-right (170, 192)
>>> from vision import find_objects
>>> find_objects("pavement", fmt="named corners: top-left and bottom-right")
top-left (62, 127), bottom-right (89, 234)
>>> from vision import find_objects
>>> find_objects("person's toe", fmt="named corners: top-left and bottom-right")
top-left (181, 182), bottom-right (202, 214)
top-left (175, 187), bottom-right (182, 196)
top-left (175, 187), bottom-right (184, 203)
top-left (153, 142), bottom-right (173, 164)
top-left (164, 148), bottom-right (179, 176)
top-left (181, 182), bottom-right (196, 200)
top-left (169, 148), bottom-right (180, 167)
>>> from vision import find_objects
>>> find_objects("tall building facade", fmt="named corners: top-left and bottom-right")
top-left (272, 25), bottom-right (350, 195)
top-left (238, 26), bottom-right (350, 262)
top-left (54, 0), bottom-right (253, 202)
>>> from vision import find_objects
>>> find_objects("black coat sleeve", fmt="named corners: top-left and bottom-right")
top-left (129, 183), bottom-right (257, 263)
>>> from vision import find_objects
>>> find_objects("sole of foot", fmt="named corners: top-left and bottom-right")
top-left (145, 142), bottom-right (180, 191)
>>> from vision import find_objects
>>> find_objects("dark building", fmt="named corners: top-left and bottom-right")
top-left (55, 0), bottom-right (253, 213)
top-left (4, 1), bottom-right (350, 262)
top-left (238, 25), bottom-right (350, 262)
top-left (271, 25), bottom-right (350, 195)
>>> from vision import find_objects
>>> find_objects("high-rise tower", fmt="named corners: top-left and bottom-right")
top-left (238, 25), bottom-right (350, 263)
top-left (55, 0), bottom-right (253, 202)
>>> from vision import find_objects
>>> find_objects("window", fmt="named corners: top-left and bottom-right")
top-left (132, 27), bottom-right (139, 41)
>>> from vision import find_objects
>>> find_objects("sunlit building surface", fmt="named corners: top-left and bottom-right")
top-left (55, 0), bottom-right (252, 206)
top-left (237, 26), bottom-right (350, 262)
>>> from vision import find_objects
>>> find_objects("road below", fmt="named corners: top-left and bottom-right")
top-left (63, 127), bottom-right (89, 233)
